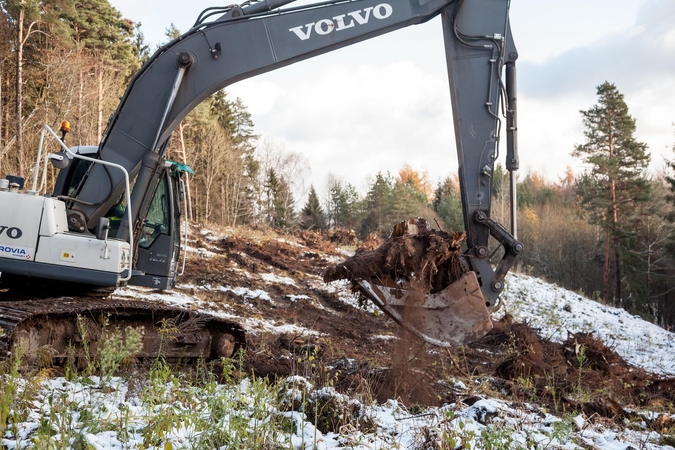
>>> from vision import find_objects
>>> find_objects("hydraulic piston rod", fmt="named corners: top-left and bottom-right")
top-left (505, 60), bottom-right (519, 239)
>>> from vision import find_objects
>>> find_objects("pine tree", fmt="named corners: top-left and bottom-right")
top-left (264, 168), bottom-right (295, 230)
top-left (391, 168), bottom-right (430, 219)
top-left (208, 90), bottom-right (257, 225)
top-left (132, 22), bottom-right (150, 64)
top-left (359, 172), bottom-right (394, 238)
top-left (325, 175), bottom-right (361, 229)
top-left (210, 91), bottom-right (257, 150)
top-left (300, 186), bottom-right (326, 230)
top-left (433, 176), bottom-right (464, 231)
top-left (335, 182), bottom-right (360, 229)
top-left (164, 23), bottom-right (181, 42)
top-left (57, 0), bottom-right (135, 61)
top-left (572, 81), bottom-right (650, 305)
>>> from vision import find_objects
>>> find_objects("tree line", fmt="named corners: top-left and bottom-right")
top-left (1, 3), bottom-right (675, 328)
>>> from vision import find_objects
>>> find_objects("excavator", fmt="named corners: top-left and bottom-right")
top-left (0, 0), bottom-right (522, 362)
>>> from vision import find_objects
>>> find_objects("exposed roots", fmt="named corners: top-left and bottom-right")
top-left (323, 220), bottom-right (467, 294)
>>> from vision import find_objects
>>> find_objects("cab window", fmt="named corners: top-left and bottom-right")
top-left (139, 178), bottom-right (170, 249)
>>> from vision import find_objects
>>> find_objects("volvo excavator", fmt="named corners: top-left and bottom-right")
top-left (0, 0), bottom-right (522, 362)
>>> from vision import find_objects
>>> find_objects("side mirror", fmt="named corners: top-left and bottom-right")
top-left (48, 152), bottom-right (70, 169)
top-left (96, 217), bottom-right (111, 241)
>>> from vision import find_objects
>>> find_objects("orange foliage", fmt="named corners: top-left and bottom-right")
top-left (556, 167), bottom-right (576, 202)
top-left (398, 163), bottom-right (434, 201)
top-left (520, 206), bottom-right (540, 239)
top-left (524, 171), bottom-right (547, 190)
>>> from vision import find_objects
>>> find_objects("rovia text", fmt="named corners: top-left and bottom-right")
top-left (0, 246), bottom-right (28, 257)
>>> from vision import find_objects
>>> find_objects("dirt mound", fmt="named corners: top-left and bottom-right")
top-left (218, 234), bottom-right (325, 275)
top-left (447, 315), bottom-right (675, 419)
top-left (561, 332), bottom-right (628, 377)
top-left (325, 228), bottom-right (358, 246)
top-left (296, 230), bottom-right (335, 253)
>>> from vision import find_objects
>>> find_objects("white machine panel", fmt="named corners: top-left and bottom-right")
top-left (35, 233), bottom-right (131, 273)
top-left (0, 191), bottom-right (45, 261)
top-left (39, 197), bottom-right (68, 237)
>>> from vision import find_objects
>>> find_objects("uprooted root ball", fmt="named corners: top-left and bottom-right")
top-left (323, 229), bottom-right (467, 294)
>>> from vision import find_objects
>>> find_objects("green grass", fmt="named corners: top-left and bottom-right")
top-left (0, 322), bottom-right (672, 450)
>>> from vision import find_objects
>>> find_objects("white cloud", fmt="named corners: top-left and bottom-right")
top-left (515, 0), bottom-right (675, 174)
top-left (231, 61), bottom-right (456, 195)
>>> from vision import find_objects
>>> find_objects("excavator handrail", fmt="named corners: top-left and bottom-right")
top-left (179, 177), bottom-right (189, 276)
top-left (30, 124), bottom-right (134, 283)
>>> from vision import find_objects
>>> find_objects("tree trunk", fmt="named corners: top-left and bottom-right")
top-left (0, 61), bottom-right (3, 149)
top-left (603, 226), bottom-right (611, 303)
top-left (97, 60), bottom-right (103, 142)
top-left (613, 232), bottom-right (621, 306)
top-left (78, 66), bottom-right (83, 145)
top-left (221, 183), bottom-right (226, 225)
top-left (611, 177), bottom-right (621, 307)
top-left (178, 122), bottom-right (193, 220)
top-left (15, 6), bottom-right (24, 176)
top-left (4, 69), bottom-right (9, 147)
top-left (231, 174), bottom-right (244, 227)
top-left (205, 180), bottom-right (211, 222)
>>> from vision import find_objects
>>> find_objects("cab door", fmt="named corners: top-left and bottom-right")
top-left (130, 168), bottom-right (181, 289)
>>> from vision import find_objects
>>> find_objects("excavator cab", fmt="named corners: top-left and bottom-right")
top-left (49, 143), bottom-right (192, 290)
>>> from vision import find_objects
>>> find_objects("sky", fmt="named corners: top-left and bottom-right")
top-left (109, 0), bottom-right (675, 200)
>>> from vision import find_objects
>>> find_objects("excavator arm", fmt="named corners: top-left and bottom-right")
top-left (52, 0), bottom-right (521, 343)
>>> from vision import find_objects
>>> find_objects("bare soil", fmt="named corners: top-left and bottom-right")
top-left (178, 224), bottom-right (675, 422)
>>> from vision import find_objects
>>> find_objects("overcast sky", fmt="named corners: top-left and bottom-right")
top-left (109, 0), bottom-right (675, 199)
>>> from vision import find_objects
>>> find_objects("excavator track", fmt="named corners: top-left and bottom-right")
top-left (0, 294), bottom-right (246, 365)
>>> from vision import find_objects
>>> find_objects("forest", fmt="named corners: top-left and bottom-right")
top-left (1, 1), bottom-right (675, 330)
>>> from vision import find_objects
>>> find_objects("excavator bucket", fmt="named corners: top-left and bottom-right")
top-left (323, 218), bottom-right (494, 347)
top-left (356, 271), bottom-right (492, 347)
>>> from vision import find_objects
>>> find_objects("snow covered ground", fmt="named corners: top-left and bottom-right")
top-left (501, 273), bottom-right (675, 377)
top-left (3, 266), bottom-right (675, 448)
top-left (3, 372), bottom-right (671, 450)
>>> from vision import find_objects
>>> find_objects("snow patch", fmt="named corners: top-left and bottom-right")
top-left (502, 273), bottom-right (675, 376)
top-left (262, 272), bottom-right (297, 286)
